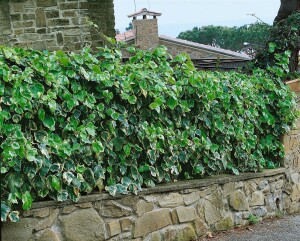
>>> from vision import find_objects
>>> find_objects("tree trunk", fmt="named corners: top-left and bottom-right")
top-left (274, 0), bottom-right (300, 23)
top-left (274, 0), bottom-right (300, 72)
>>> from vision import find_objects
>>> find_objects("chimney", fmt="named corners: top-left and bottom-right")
top-left (128, 8), bottom-right (162, 50)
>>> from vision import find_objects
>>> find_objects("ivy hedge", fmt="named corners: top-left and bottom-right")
top-left (0, 45), bottom-right (298, 222)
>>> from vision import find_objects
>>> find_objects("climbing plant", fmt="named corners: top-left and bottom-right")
top-left (0, 45), bottom-right (298, 222)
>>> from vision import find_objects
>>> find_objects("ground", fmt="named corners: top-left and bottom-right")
top-left (197, 214), bottom-right (300, 241)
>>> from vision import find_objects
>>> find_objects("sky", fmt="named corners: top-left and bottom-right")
top-left (114, 0), bottom-right (281, 37)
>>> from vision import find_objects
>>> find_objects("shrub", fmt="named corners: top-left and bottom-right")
top-left (0, 45), bottom-right (298, 222)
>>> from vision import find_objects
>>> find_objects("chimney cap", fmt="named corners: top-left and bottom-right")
top-left (128, 8), bottom-right (162, 18)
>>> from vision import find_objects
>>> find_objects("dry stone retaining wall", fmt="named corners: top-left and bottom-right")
top-left (0, 0), bottom-right (115, 51)
top-left (1, 81), bottom-right (299, 241)
top-left (1, 168), bottom-right (299, 241)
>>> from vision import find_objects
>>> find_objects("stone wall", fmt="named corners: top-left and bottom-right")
top-left (2, 168), bottom-right (299, 241)
top-left (0, 0), bottom-right (115, 51)
top-left (282, 79), bottom-right (300, 213)
top-left (1, 80), bottom-right (299, 241)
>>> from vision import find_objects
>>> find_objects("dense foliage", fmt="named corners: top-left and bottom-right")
top-left (177, 22), bottom-right (271, 54)
top-left (0, 45), bottom-right (298, 222)
top-left (254, 12), bottom-right (300, 74)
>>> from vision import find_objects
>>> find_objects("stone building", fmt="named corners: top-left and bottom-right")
top-left (116, 8), bottom-right (251, 70)
top-left (0, 0), bottom-right (115, 51)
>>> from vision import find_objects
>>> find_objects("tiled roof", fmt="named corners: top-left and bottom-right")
top-left (115, 31), bottom-right (251, 60)
top-left (159, 35), bottom-right (251, 60)
top-left (115, 30), bottom-right (134, 41)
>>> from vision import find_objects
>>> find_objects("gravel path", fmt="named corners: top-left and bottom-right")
top-left (197, 214), bottom-right (300, 241)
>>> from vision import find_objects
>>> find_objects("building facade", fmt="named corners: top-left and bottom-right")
top-left (117, 9), bottom-right (251, 70)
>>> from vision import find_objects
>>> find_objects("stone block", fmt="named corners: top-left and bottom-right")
top-left (108, 220), bottom-right (121, 237)
top-left (161, 224), bottom-right (197, 241)
top-left (96, 200), bottom-right (132, 218)
top-left (199, 187), bottom-right (212, 197)
top-left (24, 28), bottom-right (36, 33)
top-left (229, 190), bottom-right (249, 211)
top-left (144, 231), bottom-right (162, 241)
top-left (10, 14), bottom-right (22, 21)
top-left (33, 207), bottom-right (50, 218)
top-left (1, 217), bottom-right (37, 241)
top-left (158, 193), bottom-right (184, 208)
top-left (291, 183), bottom-right (300, 202)
top-left (223, 182), bottom-right (235, 197)
top-left (37, 229), bottom-right (60, 241)
top-left (3, 29), bottom-right (13, 35)
top-left (37, 0), bottom-right (57, 7)
top-left (62, 205), bottom-right (76, 214)
top-left (62, 10), bottom-right (77, 18)
top-left (23, 14), bottom-right (36, 21)
top-left (171, 209), bottom-right (179, 224)
top-left (136, 200), bottom-right (154, 216)
top-left (37, 28), bottom-right (47, 34)
top-left (117, 195), bottom-right (139, 209)
top-left (250, 191), bottom-right (264, 206)
top-left (291, 173), bottom-right (300, 184)
top-left (120, 218), bottom-right (133, 232)
top-left (214, 214), bottom-right (234, 231)
top-left (176, 206), bottom-right (197, 223)
top-left (194, 218), bottom-right (209, 236)
top-left (251, 206), bottom-right (268, 217)
top-left (235, 181), bottom-right (244, 189)
top-left (22, 21), bottom-right (34, 28)
top-left (34, 209), bottom-right (59, 232)
top-left (36, 8), bottom-right (46, 27)
top-left (183, 192), bottom-right (199, 205)
top-left (13, 3), bottom-right (24, 13)
top-left (75, 202), bottom-right (93, 209)
top-left (233, 212), bottom-right (243, 225)
top-left (196, 199), bottom-right (222, 225)
top-left (205, 187), bottom-right (223, 210)
top-left (283, 193), bottom-right (292, 210)
top-left (134, 209), bottom-right (172, 238)
top-left (48, 19), bottom-right (70, 27)
top-left (244, 180), bottom-right (257, 196)
top-left (258, 180), bottom-right (269, 190)
top-left (59, 2), bottom-right (79, 10)
top-left (59, 208), bottom-right (105, 241)
top-left (46, 11), bottom-right (60, 19)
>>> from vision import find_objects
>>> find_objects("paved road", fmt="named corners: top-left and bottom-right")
top-left (198, 214), bottom-right (300, 241)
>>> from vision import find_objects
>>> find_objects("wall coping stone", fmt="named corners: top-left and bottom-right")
top-left (286, 79), bottom-right (300, 93)
top-left (29, 168), bottom-right (285, 210)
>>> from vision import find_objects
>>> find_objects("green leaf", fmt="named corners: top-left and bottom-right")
top-left (11, 141), bottom-right (20, 150)
top-left (59, 57), bottom-right (70, 67)
top-left (8, 211), bottom-right (20, 222)
top-left (38, 109), bottom-right (45, 121)
top-left (123, 144), bottom-right (131, 156)
top-left (232, 168), bottom-right (239, 175)
top-left (51, 176), bottom-right (61, 191)
top-left (30, 83), bottom-right (44, 97)
top-left (268, 42), bottom-right (276, 53)
top-left (34, 130), bottom-right (48, 143)
top-left (149, 98), bottom-right (163, 109)
top-left (92, 141), bottom-right (104, 153)
top-left (128, 95), bottom-right (137, 104)
top-left (1, 203), bottom-right (10, 222)
top-left (43, 115), bottom-right (55, 129)
top-left (167, 97), bottom-right (178, 110)
top-left (22, 191), bottom-right (33, 211)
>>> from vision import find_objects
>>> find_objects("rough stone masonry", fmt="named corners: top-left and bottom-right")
top-left (0, 0), bottom-right (115, 51)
